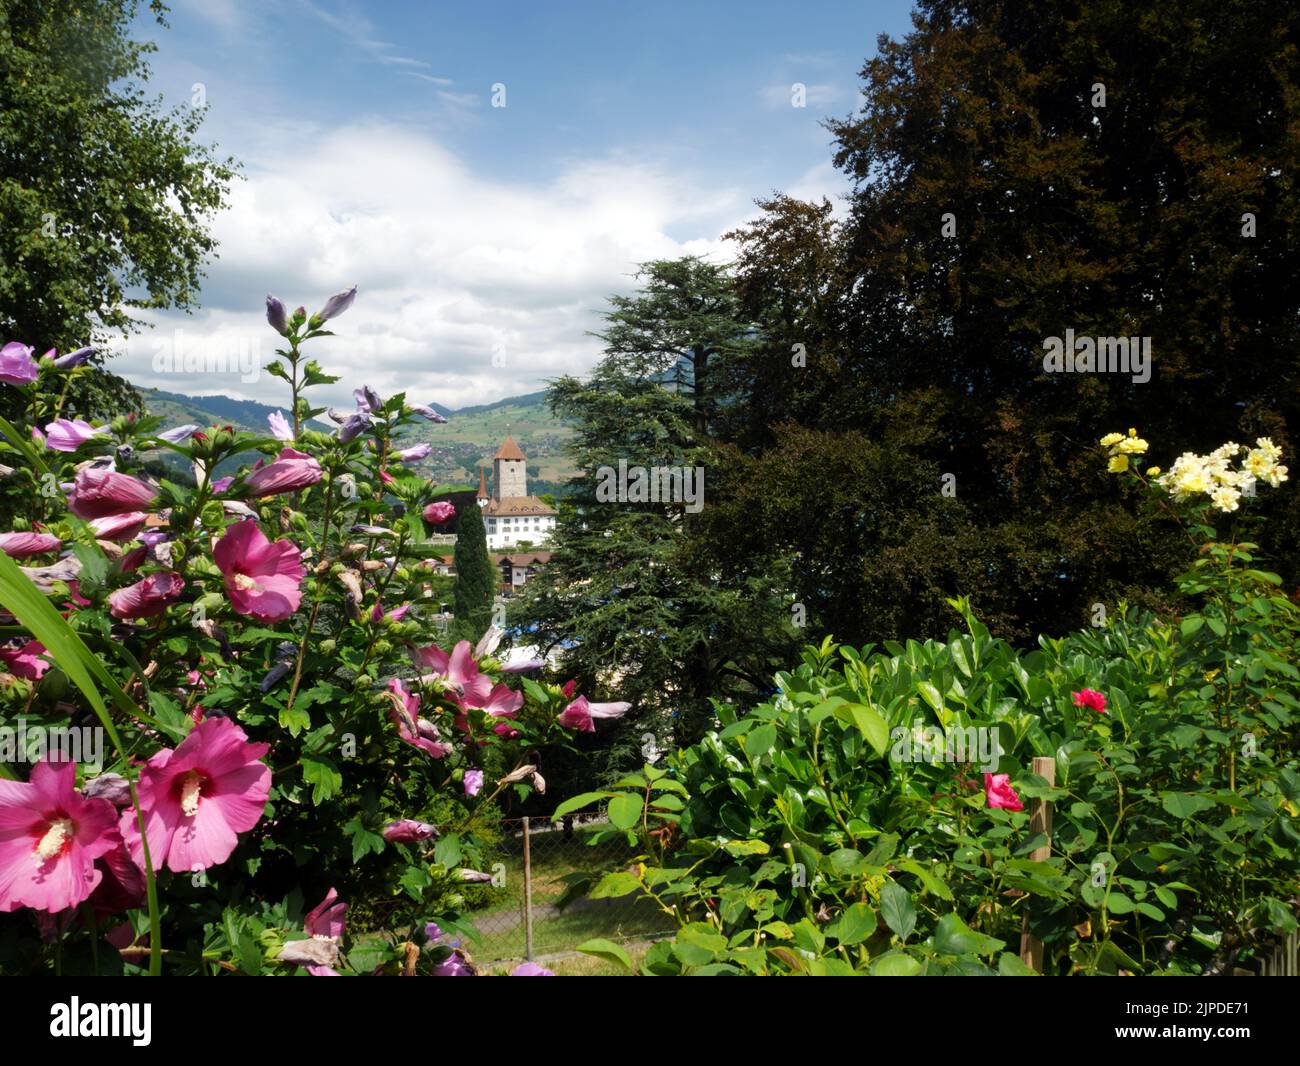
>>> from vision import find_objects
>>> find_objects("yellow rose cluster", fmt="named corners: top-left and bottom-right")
top-left (1099, 428), bottom-right (1149, 473)
top-left (1101, 429), bottom-right (1289, 513)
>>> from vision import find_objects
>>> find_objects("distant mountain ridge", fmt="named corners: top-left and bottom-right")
top-left (133, 383), bottom-right (575, 488)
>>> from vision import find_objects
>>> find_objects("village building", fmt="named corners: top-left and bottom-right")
top-left (478, 436), bottom-right (558, 550)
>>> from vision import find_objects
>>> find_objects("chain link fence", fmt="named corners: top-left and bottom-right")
top-left (464, 815), bottom-right (674, 968)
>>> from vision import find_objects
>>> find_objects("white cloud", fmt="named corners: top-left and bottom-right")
top-left (112, 123), bottom-right (745, 411)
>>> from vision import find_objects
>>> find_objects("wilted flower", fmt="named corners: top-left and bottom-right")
top-left (88, 512), bottom-right (148, 542)
top-left (107, 571), bottom-right (185, 620)
top-left (0, 531), bottom-right (61, 558)
top-left (387, 679), bottom-right (453, 759)
top-left (67, 467), bottom-right (156, 520)
top-left (245, 448), bottom-right (322, 497)
top-left (280, 887), bottom-right (347, 976)
top-left (267, 410), bottom-right (293, 441)
top-left (382, 819), bottom-right (440, 843)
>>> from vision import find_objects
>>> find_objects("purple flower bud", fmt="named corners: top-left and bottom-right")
top-left (338, 413), bottom-right (370, 443)
top-left (158, 424), bottom-right (199, 444)
top-left (260, 661), bottom-right (292, 693)
top-left (53, 346), bottom-right (96, 370)
top-left (316, 285), bottom-right (357, 323)
top-left (409, 404), bottom-right (448, 424)
top-left (266, 295), bottom-right (289, 336)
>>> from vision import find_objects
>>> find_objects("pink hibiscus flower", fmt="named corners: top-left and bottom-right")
top-left (0, 639), bottom-right (50, 680)
top-left (463, 769), bottom-right (484, 797)
top-left (120, 717), bottom-right (271, 874)
top-left (414, 640), bottom-right (493, 707)
top-left (557, 695), bottom-right (632, 734)
top-left (0, 759), bottom-right (121, 913)
top-left (983, 773), bottom-right (1024, 812)
top-left (214, 520), bottom-right (305, 622)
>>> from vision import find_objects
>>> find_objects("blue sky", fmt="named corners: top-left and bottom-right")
top-left (118, 0), bottom-right (916, 409)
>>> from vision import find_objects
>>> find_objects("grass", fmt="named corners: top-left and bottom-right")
top-left (464, 823), bottom-right (674, 965)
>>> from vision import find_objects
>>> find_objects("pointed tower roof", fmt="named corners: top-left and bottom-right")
top-left (477, 465), bottom-right (488, 500)
top-left (494, 436), bottom-right (527, 461)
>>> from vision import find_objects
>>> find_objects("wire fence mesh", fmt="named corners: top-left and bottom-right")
top-left (465, 815), bottom-right (674, 966)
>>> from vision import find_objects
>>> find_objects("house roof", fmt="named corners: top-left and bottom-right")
top-left (481, 495), bottom-right (556, 516)
top-left (493, 551), bottom-right (553, 566)
top-left (494, 436), bottom-right (527, 461)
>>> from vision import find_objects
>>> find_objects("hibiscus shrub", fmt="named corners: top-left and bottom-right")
top-left (0, 294), bottom-right (626, 976)
top-left (562, 433), bottom-right (1300, 975)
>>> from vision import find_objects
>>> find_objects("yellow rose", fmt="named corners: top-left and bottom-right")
top-left (1108, 455), bottom-right (1129, 474)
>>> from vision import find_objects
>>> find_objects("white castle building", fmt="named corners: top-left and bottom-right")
top-left (478, 436), bottom-right (558, 550)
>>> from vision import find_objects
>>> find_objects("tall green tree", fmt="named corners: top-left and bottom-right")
top-left (452, 500), bottom-right (497, 642)
top-left (702, 0), bottom-right (1300, 645)
top-left (0, 0), bottom-right (236, 351)
top-left (515, 261), bottom-right (799, 758)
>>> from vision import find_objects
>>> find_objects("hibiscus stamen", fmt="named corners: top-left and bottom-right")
top-left (233, 572), bottom-right (262, 592)
top-left (36, 817), bottom-right (75, 860)
top-left (179, 770), bottom-right (203, 816)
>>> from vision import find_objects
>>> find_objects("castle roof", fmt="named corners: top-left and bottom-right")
top-left (494, 436), bottom-right (527, 461)
top-left (481, 495), bottom-right (556, 517)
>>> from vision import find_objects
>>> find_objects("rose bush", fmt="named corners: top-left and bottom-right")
top-left (0, 293), bottom-right (626, 975)
top-left (558, 431), bottom-right (1300, 975)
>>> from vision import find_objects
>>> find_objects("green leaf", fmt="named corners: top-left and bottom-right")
top-left (300, 753), bottom-right (342, 804)
top-left (433, 834), bottom-right (461, 868)
top-left (879, 882), bottom-right (916, 941)
top-left (551, 791), bottom-right (612, 819)
top-left (744, 723), bottom-right (777, 756)
top-left (834, 702), bottom-right (890, 756)
top-left (827, 902), bottom-right (877, 945)
top-left (576, 938), bottom-right (633, 971)
top-left (1160, 792), bottom-right (1216, 819)
top-left (607, 793), bottom-right (643, 830)
top-left (590, 871), bottom-right (640, 899)
top-left (932, 913), bottom-right (1004, 957)
top-left (870, 952), bottom-right (922, 976)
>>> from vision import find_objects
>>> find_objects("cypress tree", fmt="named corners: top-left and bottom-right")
top-left (452, 500), bottom-right (497, 642)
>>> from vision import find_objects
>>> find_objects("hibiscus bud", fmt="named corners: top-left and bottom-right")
top-left (266, 295), bottom-right (290, 336)
top-left (53, 346), bottom-right (96, 370)
top-left (312, 285), bottom-right (357, 327)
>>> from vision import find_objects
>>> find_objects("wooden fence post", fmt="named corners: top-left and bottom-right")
top-left (1019, 756), bottom-right (1055, 972)
top-left (522, 816), bottom-right (535, 961)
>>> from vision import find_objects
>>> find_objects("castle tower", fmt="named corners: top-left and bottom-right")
top-left (493, 436), bottom-right (528, 500)
top-left (476, 465), bottom-right (489, 508)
